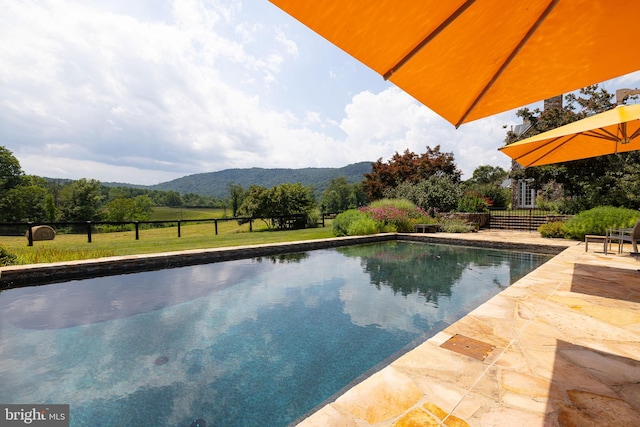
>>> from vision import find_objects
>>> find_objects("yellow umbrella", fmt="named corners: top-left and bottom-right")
top-left (499, 104), bottom-right (640, 167)
top-left (269, 0), bottom-right (640, 127)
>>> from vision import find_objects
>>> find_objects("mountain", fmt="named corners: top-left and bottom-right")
top-left (147, 162), bottom-right (373, 199)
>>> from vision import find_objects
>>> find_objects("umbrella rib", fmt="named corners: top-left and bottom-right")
top-left (628, 125), bottom-right (640, 142)
top-left (582, 129), bottom-right (619, 142)
top-left (455, 0), bottom-right (560, 127)
top-left (382, 0), bottom-right (477, 81)
top-left (520, 133), bottom-right (580, 167)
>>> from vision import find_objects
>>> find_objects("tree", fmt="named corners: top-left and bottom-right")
top-left (44, 193), bottom-right (57, 222)
top-left (163, 191), bottom-right (183, 207)
top-left (2, 184), bottom-right (48, 221)
top-left (362, 145), bottom-right (461, 200)
top-left (467, 166), bottom-right (508, 186)
top-left (58, 178), bottom-right (104, 221)
top-left (464, 165), bottom-right (510, 209)
top-left (238, 183), bottom-right (316, 229)
top-left (105, 195), bottom-right (154, 222)
top-left (0, 146), bottom-right (24, 193)
top-left (227, 182), bottom-right (246, 217)
top-left (320, 177), bottom-right (364, 213)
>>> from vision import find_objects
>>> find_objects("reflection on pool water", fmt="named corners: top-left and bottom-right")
top-left (0, 242), bottom-right (550, 426)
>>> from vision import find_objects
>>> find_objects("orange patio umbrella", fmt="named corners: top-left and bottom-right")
top-left (498, 104), bottom-right (640, 167)
top-left (269, 0), bottom-right (640, 127)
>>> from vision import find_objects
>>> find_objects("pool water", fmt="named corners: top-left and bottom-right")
top-left (0, 241), bottom-right (550, 426)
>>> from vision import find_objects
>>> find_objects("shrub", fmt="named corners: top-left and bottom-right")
top-left (556, 198), bottom-right (589, 215)
top-left (456, 192), bottom-right (491, 213)
top-left (0, 246), bottom-right (17, 266)
top-left (384, 176), bottom-right (462, 212)
top-left (347, 215), bottom-right (381, 235)
top-left (562, 206), bottom-right (640, 240)
top-left (361, 199), bottom-right (431, 232)
top-left (306, 209), bottom-right (321, 228)
top-left (333, 209), bottom-right (371, 236)
top-left (333, 199), bottom-right (433, 236)
top-left (439, 218), bottom-right (475, 233)
top-left (538, 221), bottom-right (566, 238)
top-left (473, 185), bottom-right (510, 209)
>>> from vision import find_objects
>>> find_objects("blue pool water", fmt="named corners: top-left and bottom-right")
top-left (0, 241), bottom-right (550, 426)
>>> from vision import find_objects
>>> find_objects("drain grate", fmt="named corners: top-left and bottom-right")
top-left (440, 334), bottom-right (495, 361)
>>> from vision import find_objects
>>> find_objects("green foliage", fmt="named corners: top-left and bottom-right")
top-left (227, 183), bottom-right (246, 216)
top-left (237, 183), bottom-right (316, 229)
top-left (306, 209), bottom-right (321, 228)
top-left (362, 146), bottom-right (461, 200)
top-left (58, 178), bottom-right (105, 221)
top-left (14, 247), bottom-right (117, 264)
top-left (439, 218), bottom-right (475, 233)
top-left (469, 184), bottom-right (510, 209)
top-left (538, 221), bottom-right (566, 238)
top-left (332, 199), bottom-right (432, 236)
top-left (332, 209), bottom-right (371, 236)
top-left (0, 246), bottom-right (17, 266)
top-left (320, 176), bottom-right (366, 213)
top-left (149, 162), bottom-right (372, 199)
top-left (44, 194), bottom-right (57, 222)
top-left (347, 215), bottom-right (381, 236)
top-left (384, 175), bottom-right (462, 213)
top-left (456, 193), bottom-right (491, 213)
top-left (467, 165), bottom-right (508, 186)
top-left (2, 184), bottom-right (49, 221)
top-left (362, 199), bottom-right (430, 232)
top-left (0, 146), bottom-right (24, 192)
top-left (163, 191), bottom-right (183, 207)
top-left (105, 195), bottom-right (154, 222)
top-left (562, 206), bottom-right (640, 240)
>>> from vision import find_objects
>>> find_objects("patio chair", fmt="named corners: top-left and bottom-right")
top-left (609, 220), bottom-right (640, 254)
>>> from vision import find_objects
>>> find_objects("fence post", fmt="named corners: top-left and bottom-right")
top-left (87, 221), bottom-right (92, 243)
top-left (178, 220), bottom-right (181, 237)
top-left (27, 222), bottom-right (33, 247)
top-left (135, 221), bottom-right (139, 240)
top-left (215, 219), bottom-right (218, 235)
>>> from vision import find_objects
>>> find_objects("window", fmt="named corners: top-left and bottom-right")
top-left (518, 180), bottom-right (536, 208)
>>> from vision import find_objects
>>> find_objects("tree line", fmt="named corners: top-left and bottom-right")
top-left (0, 147), bottom-right (224, 223)
top-left (1, 142), bottom-right (513, 228)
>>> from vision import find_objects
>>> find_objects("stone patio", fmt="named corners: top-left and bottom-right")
top-left (296, 231), bottom-right (640, 426)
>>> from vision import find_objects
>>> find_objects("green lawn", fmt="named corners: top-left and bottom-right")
top-left (150, 207), bottom-right (228, 221)
top-left (1, 218), bottom-right (335, 265)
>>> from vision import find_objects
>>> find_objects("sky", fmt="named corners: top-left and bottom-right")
top-left (2, 0), bottom-right (640, 186)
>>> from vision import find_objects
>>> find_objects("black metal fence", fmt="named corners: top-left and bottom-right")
top-left (488, 208), bottom-right (571, 231)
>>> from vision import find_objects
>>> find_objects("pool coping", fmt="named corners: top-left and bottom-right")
top-left (0, 232), bottom-right (565, 289)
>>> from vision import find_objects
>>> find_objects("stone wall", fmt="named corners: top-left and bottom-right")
top-left (440, 212), bottom-right (490, 228)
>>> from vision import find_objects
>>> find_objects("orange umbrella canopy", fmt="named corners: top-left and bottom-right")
top-left (269, 0), bottom-right (640, 127)
top-left (499, 104), bottom-right (640, 167)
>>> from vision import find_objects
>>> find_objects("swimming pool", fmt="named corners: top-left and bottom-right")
top-left (0, 241), bottom-right (550, 426)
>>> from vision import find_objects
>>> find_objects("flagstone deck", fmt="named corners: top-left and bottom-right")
top-left (296, 231), bottom-right (640, 426)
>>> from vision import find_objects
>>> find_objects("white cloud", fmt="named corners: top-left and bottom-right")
top-left (1, 1), bottom-right (639, 185)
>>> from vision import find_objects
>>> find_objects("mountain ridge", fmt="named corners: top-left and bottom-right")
top-left (142, 161), bottom-right (373, 199)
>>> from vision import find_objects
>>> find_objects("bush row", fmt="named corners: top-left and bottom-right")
top-left (538, 206), bottom-right (640, 240)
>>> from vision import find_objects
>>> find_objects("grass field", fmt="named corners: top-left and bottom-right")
top-left (150, 207), bottom-right (229, 221)
top-left (0, 208), bottom-right (335, 265)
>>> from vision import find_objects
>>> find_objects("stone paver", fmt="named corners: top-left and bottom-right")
top-left (297, 231), bottom-right (640, 426)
